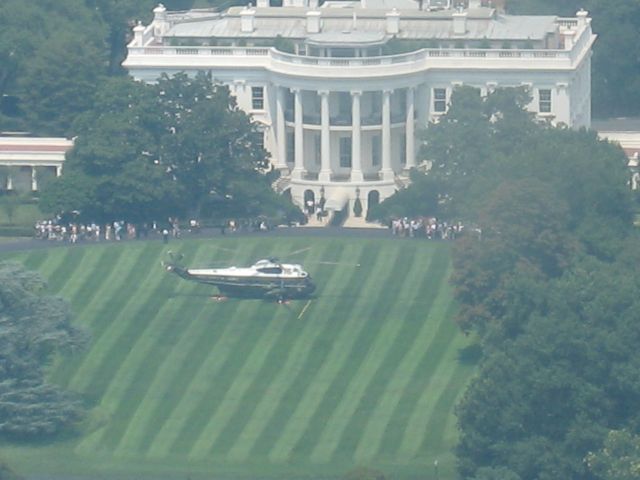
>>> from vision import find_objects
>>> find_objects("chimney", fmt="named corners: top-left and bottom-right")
top-left (153, 3), bottom-right (169, 38)
top-left (133, 22), bottom-right (146, 46)
top-left (257, 0), bottom-right (269, 7)
top-left (240, 6), bottom-right (256, 33)
top-left (386, 8), bottom-right (400, 35)
top-left (306, 10), bottom-right (322, 34)
top-left (452, 11), bottom-right (467, 35)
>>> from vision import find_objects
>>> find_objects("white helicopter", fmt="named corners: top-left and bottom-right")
top-left (162, 251), bottom-right (316, 301)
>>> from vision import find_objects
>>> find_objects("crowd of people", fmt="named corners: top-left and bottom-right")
top-left (390, 216), bottom-right (476, 240)
top-left (33, 215), bottom-right (274, 243)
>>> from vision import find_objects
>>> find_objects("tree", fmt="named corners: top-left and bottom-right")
top-left (0, 262), bottom-right (87, 439)
top-left (0, 0), bottom-right (109, 135)
top-left (0, 190), bottom-right (21, 226)
top-left (384, 87), bottom-right (639, 479)
top-left (586, 430), bottom-right (640, 480)
top-left (41, 73), bottom-right (300, 223)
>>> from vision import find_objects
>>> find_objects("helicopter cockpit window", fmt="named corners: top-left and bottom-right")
top-left (257, 266), bottom-right (283, 274)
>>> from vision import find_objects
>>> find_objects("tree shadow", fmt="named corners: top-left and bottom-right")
top-left (457, 343), bottom-right (483, 365)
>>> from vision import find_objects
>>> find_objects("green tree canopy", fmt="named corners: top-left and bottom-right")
top-left (586, 430), bottom-right (640, 480)
top-left (381, 87), bottom-right (639, 479)
top-left (0, 262), bottom-right (87, 439)
top-left (0, 0), bottom-right (109, 135)
top-left (40, 73), bottom-right (300, 224)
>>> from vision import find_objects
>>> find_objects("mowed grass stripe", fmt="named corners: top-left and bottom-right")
top-left (239, 243), bottom-right (382, 459)
top-left (202, 244), bottom-right (329, 456)
top-left (174, 242), bottom-right (297, 458)
top-left (69, 244), bottom-right (165, 396)
top-left (111, 242), bottom-right (253, 455)
top-left (396, 307), bottom-right (466, 461)
top-left (105, 245), bottom-right (217, 454)
top-left (395, 294), bottom-right (462, 460)
top-left (56, 247), bottom-right (107, 305)
top-left (187, 242), bottom-right (313, 459)
top-left (74, 244), bottom-right (193, 455)
top-left (33, 248), bottom-right (74, 288)
top-left (352, 249), bottom-right (452, 463)
top-left (20, 250), bottom-right (48, 271)
top-left (190, 305), bottom-right (290, 458)
top-left (48, 247), bottom-right (125, 386)
top-left (268, 243), bottom-right (401, 463)
top-left (376, 280), bottom-right (458, 459)
top-left (147, 300), bottom-right (258, 458)
top-left (418, 337), bottom-right (475, 458)
top-left (59, 247), bottom-right (154, 389)
top-left (224, 243), bottom-right (358, 462)
top-left (66, 246), bottom-right (123, 317)
top-left (145, 243), bottom-right (266, 459)
top-left (83, 244), bottom-right (205, 449)
top-left (310, 245), bottom-right (436, 463)
top-left (298, 245), bottom-right (417, 463)
top-left (45, 247), bottom-right (87, 295)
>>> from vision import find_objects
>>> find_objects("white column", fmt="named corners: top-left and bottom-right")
top-left (292, 88), bottom-right (304, 179)
top-left (381, 89), bottom-right (393, 180)
top-left (276, 86), bottom-right (287, 170)
top-left (31, 167), bottom-right (38, 191)
top-left (6, 172), bottom-right (13, 190)
top-left (555, 82), bottom-right (571, 126)
top-left (319, 90), bottom-right (331, 182)
top-left (55, 165), bottom-right (62, 177)
top-left (405, 87), bottom-right (415, 170)
top-left (350, 90), bottom-right (363, 182)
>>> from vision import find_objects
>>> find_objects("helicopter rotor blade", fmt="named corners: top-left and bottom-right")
top-left (278, 247), bottom-right (312, 259)
top-left (309, 260), bottom-right (361, 267)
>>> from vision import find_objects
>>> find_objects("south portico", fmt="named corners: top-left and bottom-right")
top-left (271, 81), bottom-right (422, 214)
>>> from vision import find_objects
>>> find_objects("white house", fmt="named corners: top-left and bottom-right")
top-left (124, 0), bottom-right (596, 215)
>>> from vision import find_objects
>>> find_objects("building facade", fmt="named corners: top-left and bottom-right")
top-left (0, 136), bottom-right (71, 192)
top-left (124, 0), bottom-right (596, 214)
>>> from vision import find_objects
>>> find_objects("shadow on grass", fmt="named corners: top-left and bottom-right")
top-left (457, 343), bottom-right (482, 365)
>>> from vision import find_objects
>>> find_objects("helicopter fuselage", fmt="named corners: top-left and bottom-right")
top-left (165, 258), bottom-right (316, 299)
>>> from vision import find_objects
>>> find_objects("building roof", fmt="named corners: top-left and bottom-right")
top-left (165, 6), bottom-right (558, 42)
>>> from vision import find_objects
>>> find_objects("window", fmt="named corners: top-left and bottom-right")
top-left (372, 135), bottom-right (381, 166)
top-left (538, 88), bottom-right (552, 113)
top-left (433, 88), bottom-right (447, 113)
top-left (314, 135), bottom-right (321, 166)
top-left (286, 132), bottom-right (295, 164)
top-left (340, 137), bottom-right (352, 168)
top-left (251, 86), bottom-right (264, 110)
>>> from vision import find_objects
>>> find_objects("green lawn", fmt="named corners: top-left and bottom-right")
top-left (0, 236), bottom-right (476, 479)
